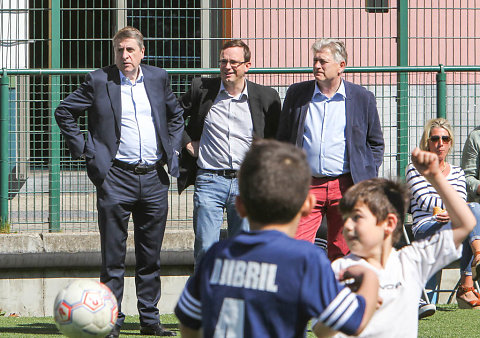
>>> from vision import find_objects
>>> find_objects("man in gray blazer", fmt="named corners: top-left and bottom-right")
top-left (462, 126), bottom-right (480, 202)
top-left (277, 39), bottom-right (384, 261)
top-left (178, 40), bottom-right (281, 265)
top-left (55, 26), bottom-right (183, 337)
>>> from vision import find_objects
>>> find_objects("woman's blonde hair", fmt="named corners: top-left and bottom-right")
top-left (419, 118), bottom-right (454, 153)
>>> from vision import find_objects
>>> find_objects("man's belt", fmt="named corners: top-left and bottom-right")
top-left (112, 159), bottom-right (164, 174)
top-left (204, 169), bottom-right (238, 178)
top-left (312, 173), bottom-right (351, 181)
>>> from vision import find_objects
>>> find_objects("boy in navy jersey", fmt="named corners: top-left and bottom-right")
top-left (175, 140), bottom-right (379, 337)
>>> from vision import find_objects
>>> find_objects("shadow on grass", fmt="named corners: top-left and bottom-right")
top-left (436, 306), bottom-right (457, 312)
top-left (109, 322), bottom-right (180, 336)
top-left (0, 320), bottom-right (179, 336)
top-left (0, 322), bottom-right (61, 335)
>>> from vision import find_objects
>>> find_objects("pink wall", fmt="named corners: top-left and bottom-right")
top-left (409, 1), bottom-right (480, 67)
top-left (228, 0), bottom-right (480, 85)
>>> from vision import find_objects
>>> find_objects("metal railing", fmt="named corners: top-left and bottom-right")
top-left (2, 65), bottom-right (480, 233)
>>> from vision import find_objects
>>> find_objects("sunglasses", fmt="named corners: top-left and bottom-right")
top-left (429, 135), bottom-right (451, 143)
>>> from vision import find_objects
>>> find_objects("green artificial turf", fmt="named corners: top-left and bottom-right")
top-left (416, 304), bottom-right (480, 338)
top-left (0, 314), bottom-right (179, 337)
top-left (0, 306), bottom-right (477, 337)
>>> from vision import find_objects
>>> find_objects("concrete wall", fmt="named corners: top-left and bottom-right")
top-left (0, 229), bottom-right (463, 317)
top-left (0, 230), bottom-right (194, 317)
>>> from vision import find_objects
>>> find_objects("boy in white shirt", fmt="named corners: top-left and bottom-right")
top-left (327, 148), bottom-right (479, 338)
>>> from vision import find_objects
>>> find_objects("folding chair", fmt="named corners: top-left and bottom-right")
top-left (401, 224), bottom-right (435, 304)
top-left (402, 222), bottom-right (480, 305)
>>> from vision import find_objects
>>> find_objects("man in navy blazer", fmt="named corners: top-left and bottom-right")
top-left (55, 27), bottom-right (182, 337)
top-left (277, 39), bottom-right (384, 261)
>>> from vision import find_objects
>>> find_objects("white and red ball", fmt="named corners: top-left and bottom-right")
top-left (53, 279), bottom-right (118, 338)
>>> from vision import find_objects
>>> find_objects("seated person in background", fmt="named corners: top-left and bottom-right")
top-left (462, 127), bottom-right (480, 280)
top-left (175, 139), bottom-right (379, 338)
top-left (462, 126), bottom-right (480, 203)
top-left (406, 118), bottom-right (480, 310)
top-left (330, 148), bottom-right (479, 337)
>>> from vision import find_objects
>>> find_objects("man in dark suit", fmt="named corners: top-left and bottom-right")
top-left (277, 38), bottom-right (384, 261)
top-left (178, 40), bottom-right (281, 265)
top-left (55, 26), bottom-right (182, 337)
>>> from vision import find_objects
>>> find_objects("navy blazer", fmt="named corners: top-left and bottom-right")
top-left (55, 64), bottom-right (184, 186)
top-left (277, 80), bottom-right (384, 184)
top-left (177, 77), bottom-right (281, 193)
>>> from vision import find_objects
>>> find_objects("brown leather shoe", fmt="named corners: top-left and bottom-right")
top-left (140, 323), bottom-right (177, 336)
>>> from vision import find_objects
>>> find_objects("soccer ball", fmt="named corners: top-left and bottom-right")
top-left (53, 279), bottom-right (118, 337)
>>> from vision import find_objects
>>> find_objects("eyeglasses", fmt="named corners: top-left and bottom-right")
top-left (219, 59), bottom-right (247, 68)
top-left (429, 135), bottom-right (451, 143)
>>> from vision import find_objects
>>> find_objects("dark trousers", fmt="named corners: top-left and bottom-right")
top-left (96, 164), bottom-right (169, 326)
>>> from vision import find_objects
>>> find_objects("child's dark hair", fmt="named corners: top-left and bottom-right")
top-left (239, 139), bottom-right (311, 225)
top-left (339, 178), bottom-right (409, 243)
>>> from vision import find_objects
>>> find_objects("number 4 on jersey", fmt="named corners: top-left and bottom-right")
top-left (214, 298), bottom-right (244, 337)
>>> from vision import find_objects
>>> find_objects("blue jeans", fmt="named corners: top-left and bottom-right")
top-left (193, 169), bottom-right (249, 264)
top-left (414, 203), bottom-right (480, 275)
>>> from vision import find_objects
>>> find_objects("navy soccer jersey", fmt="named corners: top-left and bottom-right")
top-left (175, 230), bottom-right (366, 337)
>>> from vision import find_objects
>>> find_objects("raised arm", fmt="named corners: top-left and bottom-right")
top-left (411, 147), bottom-right (476, 247)
top-left (405, 163), bottom-right (444, 212)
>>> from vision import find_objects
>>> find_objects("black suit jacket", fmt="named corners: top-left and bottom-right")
top-left (277, 80), bottom-right (384, 184)
top-left (55, 64), bottom-right (184, 186)
top-left (177, 77), bottom-right (281, 193)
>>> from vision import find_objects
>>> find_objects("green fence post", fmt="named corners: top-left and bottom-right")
top-left (0, 71), bottom-right (9, 230)
top-left (396, 0), bottom-right (409, 178)
top-left (436, 64), bottom-right (447, 119)
top-left (49, 0), bottom-right (61, 232)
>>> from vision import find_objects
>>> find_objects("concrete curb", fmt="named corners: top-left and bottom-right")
top-left (0, 230), bottom-right (195, 268)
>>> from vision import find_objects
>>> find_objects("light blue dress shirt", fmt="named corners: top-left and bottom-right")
top-left (116, 67), bottom-right (160, 165)
top-left (197, 81), bottom-right (253, 170)
top-left (303, 80), bottom-right (350, 177)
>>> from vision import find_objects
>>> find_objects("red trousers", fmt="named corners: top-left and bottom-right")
top-left (295, 174), bottom-right (353, 261)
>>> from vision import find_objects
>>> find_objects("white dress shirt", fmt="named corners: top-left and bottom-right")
top-left (116, 66), bottom-right (160, 165)
top-left (197, 81), bottom-right (253, 170)
top-left (303, 80), bottom-right (349, 177)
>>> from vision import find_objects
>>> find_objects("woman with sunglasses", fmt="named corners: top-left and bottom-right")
top-left (406, 118), bottom-right (480, 312)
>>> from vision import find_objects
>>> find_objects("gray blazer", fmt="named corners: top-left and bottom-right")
top-left (462, 127), bottom-right (480, 202)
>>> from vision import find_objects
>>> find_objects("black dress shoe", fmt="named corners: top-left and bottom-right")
top-left (105, 324), bottom-right (121, 338)
top-left (140, 323), bottom-right (177, 336)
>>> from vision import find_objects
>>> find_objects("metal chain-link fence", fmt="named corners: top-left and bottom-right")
top-left (2, 1), bottom-right (480, 232)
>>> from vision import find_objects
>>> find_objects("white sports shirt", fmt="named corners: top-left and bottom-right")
top-left (331, 226), bottom-right (461, 338)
